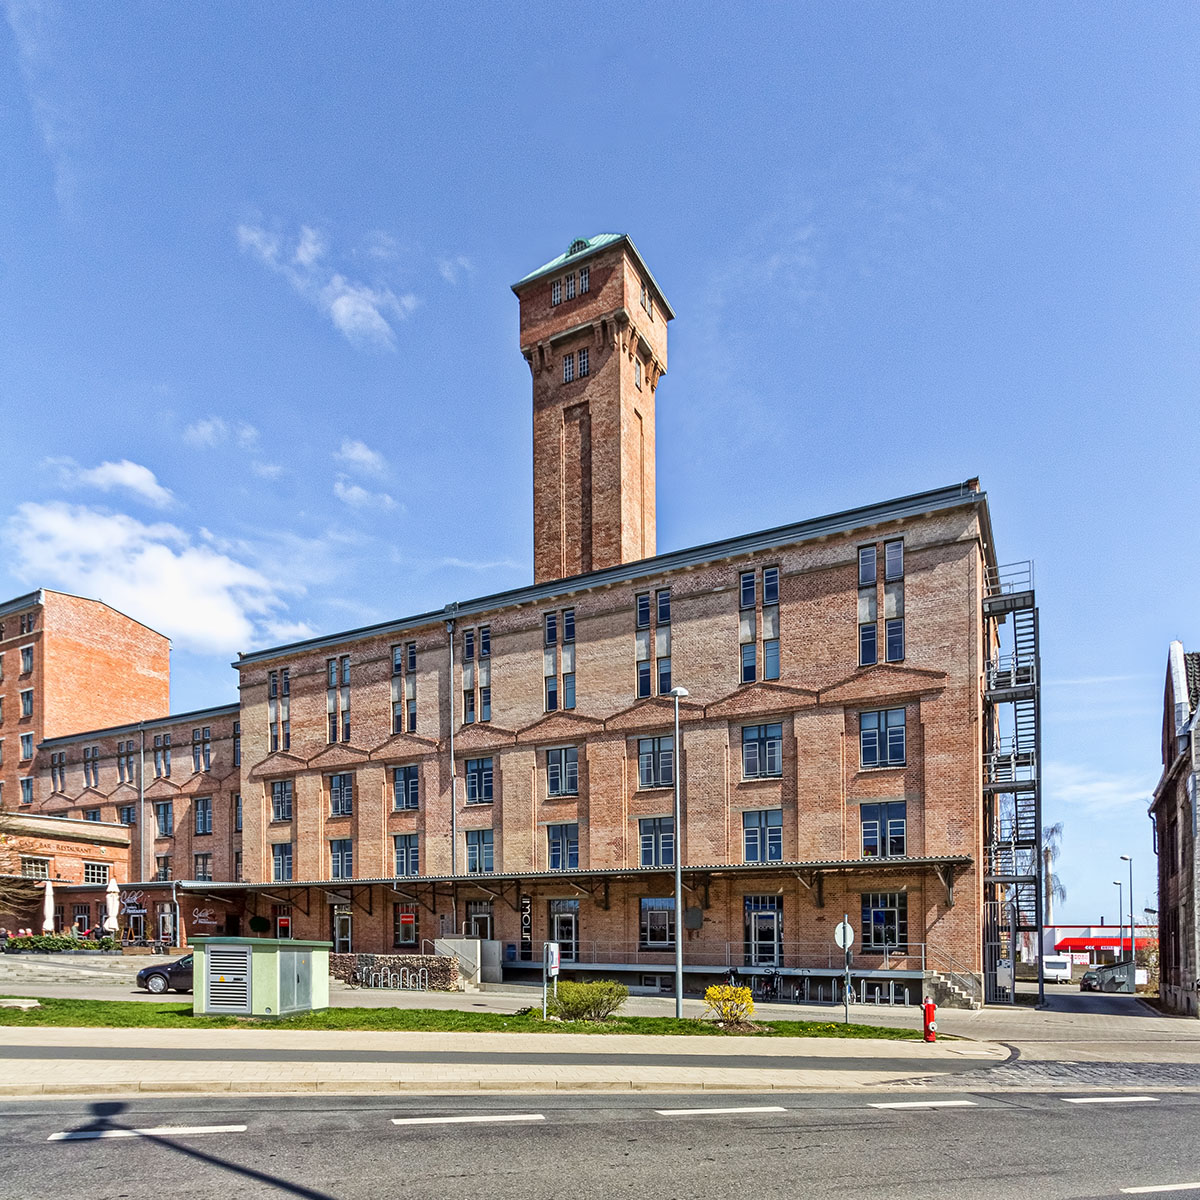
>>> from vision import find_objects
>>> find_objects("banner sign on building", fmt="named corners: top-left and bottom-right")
top-left (520, 894), bottom-right (533, 960)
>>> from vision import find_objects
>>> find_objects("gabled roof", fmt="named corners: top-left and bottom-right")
top-left (1186, 652), bottom-right (1200, 713)
top-left (510, 233), bottom-right (676, 320)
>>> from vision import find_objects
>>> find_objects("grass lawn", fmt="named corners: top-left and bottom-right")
top-left (0, 995), bottom-right (919, 1039)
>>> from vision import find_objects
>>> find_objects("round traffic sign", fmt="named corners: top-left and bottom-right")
top-left (834, 921), bottom-right (855, 949)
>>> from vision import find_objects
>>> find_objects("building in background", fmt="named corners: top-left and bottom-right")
top-left (7, 235), bottom-right (1039, 1005)
top-left (0, 589), bottom-right (169, 816)
top-left (1151, 641), bottom-right (1199, 1016)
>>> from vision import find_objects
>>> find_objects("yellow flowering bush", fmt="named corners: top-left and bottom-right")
top-left (702, 984), bottom-right (755, 1026)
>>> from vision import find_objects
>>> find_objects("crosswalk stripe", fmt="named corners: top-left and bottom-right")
top-left (1120, 1185), bottom-right (1200, 1194)
top-left (869, 1100), bottom-right (977, 1109)
top-left (655, 1106), bottom-right (787, 1116)
top-left (49, 1125), bottom-right (247, 1142)
top-left (391, 1114), bottom-right (545, 1126)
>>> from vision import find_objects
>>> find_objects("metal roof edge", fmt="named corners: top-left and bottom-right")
top-left (178, 854), bottom-right (973, 891)
top-left (39, 701), bottom-right (241, 748)
top-left (234, 480), bottom-right (988, 668)
top-left (0, 589), bottom-right (43, 620)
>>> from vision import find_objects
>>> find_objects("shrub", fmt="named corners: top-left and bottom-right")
top-left (5, 934), bottom-right (120, 952)
top-left (702, 984), bottom-right (755, 1026)
top-left (548, 979), bottom-right (628, 1022)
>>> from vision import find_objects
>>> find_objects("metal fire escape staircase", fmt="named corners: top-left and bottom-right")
top-left (982, 562), bottom-right (1042, 1004)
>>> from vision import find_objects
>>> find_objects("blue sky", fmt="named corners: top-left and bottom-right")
top-left (2, 2), bottom-right (1196, 925)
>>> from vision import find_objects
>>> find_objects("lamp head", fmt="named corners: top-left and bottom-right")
top-left (668, 686), bottom-right (689, 698)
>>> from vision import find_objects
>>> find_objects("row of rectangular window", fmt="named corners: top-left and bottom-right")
top-left (550, 265), bottom-right (590, 306)
top-left (858, 541), bottom-right (904, 586)
top-left (49, 730), bottom-right (234, 789)
top-left (860, 618), bottom-right (904, 666)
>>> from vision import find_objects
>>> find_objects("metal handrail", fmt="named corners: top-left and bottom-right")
top-left (520, 939), bottom-right (935, 973)
top-left (984, 561), bottom-right (1034, 597)
top-left (924, 947), bottom-right (983, 1003)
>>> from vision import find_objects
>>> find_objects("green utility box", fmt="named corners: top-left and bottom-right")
top-left (190, 936), bottom-right (331, 1017)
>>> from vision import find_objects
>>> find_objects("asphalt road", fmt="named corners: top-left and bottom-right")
top-left (4, 1090), bottom-right (1200, 1200)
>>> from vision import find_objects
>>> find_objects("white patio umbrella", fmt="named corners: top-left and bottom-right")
top-left (103, 878), bottom-right (120, 934)
top-left (42, 879), bottom-right (55, 934)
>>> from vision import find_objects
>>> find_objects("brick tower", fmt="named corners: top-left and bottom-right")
top-left (513, 234), bottom-right (673, 584)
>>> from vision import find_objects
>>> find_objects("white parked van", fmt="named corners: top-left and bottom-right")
top-left (1042, 954), bottom-right (1073, 983)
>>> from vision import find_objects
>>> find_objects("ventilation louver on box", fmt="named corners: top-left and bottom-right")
top-left (204, 947), bottom-right (251, 1014)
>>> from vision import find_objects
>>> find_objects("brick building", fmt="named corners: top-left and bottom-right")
top-left (0, 589), bottom-right (169, 814)
top-left (1151, 641), bottom-right (1199, 1016)
top-left (18, 235), bottom-right (1030, 1003)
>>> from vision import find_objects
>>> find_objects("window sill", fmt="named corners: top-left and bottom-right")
top-left (636, 783), bottom-right (673, 792)
top-left (392, 806), bottom-right (420, 814)
top-left (464, 800), bottom-right (494, 807)
top-left (858, 763), bottom-right (907, 772)
top-left (546, 792), bottom-right (579, 801)
top-left (739, 774), bottom-right (783, 784)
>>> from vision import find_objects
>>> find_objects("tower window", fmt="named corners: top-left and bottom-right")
top-left (566, 273), bottom-right (576, 300)
top-left (562, 353), bottom-right (575, 383)
top-left (552, 280), bottom-right (562, 306)
top-left (634, 358), bottom-right (643, 390)
top-left (579, 265), bottom-right (589, 292)
top-left (578, 347), bottom-right (589, 377)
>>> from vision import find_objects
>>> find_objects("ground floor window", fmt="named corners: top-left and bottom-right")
top-left (861, 891), bottom-right (908, 953)
top-left (72, 904), bottom-right (90, 931)
top-left (393, 903), bottom-right (419, 947)
top-left (639, 897), bottom-right (675, 950)
top-left (548, 898), bottom-right (580, 960)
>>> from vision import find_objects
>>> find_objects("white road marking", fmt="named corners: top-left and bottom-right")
top-left (655, 1106), bottom-right (787, 1116)
top-left (1063, 1096), bottom-right (1159, 1105)
top-left (48, 1124), bottom-right (247, 1142)
top-left (1121, 1185), bottom-right (1200, 1194)
top-left (390, 1114), bottom-right (545, 1126)
top-left (869, 1100), bottom-right (977, 1109)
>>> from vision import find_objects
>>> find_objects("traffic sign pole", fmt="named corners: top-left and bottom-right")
top-left (833, 913), bottom-right (855, 1025)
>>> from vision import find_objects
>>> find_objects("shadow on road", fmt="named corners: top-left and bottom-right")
top-left (64, 1101), bottom-right (339, 1199)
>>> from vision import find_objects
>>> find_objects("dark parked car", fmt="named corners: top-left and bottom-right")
top-left (1079, 970), bottom-right (1101, 992)
top-left (137, 954), bottom-right (193, 994)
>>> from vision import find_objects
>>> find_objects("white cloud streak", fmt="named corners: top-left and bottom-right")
top-left (3, 0), bottom-right (76, 211)
top-left (437, 254), bottom-right (473, 284)
top-left (183, 416), bottom-right (259, 450)
top-left (1044, 761), bottom-right (1157, 819)
top-left (334, 438), bottom-right (388, 477)
top-left (333, 478), bottom-right (397, 511)
top-left (237, 222), bottom-right (418, 350)
top-left (2, 501), bottom-right (307, 654)
top-left (45, 457), bottom-right (174, 508)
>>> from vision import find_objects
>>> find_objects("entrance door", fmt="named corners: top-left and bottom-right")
top-left (466, 914), bottom-right (492, 939)
top-left (552, 912), bottom-right (578, 962)
top-left (158, 911), bottom-right (175, 945)
top-left (333, 909), bottom-right (352, 953)
top-left (749, 911), bottom-right (780, 966)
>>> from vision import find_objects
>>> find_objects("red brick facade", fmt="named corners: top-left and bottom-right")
top-left (0, 590), bottom-right (169, 816)
top-left (17, 236), bottom-right (1007, 1000)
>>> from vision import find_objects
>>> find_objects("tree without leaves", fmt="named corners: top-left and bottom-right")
top-left (1042, 822), bottom-right (1067, 923)
top-left (0, 805), bottom-right (45, 929)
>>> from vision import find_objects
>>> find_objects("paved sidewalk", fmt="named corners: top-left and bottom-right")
top-left (0, 1025), bottom-right (1009, 1097)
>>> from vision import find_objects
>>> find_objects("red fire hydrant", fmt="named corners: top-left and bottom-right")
top-left (922, 996), bottom-right (937, 1043)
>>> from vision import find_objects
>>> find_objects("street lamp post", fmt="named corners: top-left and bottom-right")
top-left (1112, 881), bottom-right (1123, 965)
top-left (1120, 854), bottom-right (1134, 965)
top-left (669, 686), bottom-right (689, 1019)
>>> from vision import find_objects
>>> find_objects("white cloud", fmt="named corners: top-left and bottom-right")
top-left (334, 438), bottom-right (388, 477)
top-left (251, 461), bottom-right (283, 480)
top-left (333, 478), bottom-right (397, 511)
top-left (293, 224), bottom-right (325, 268)
top-left (45, 457), bottom-right (174, 508)
top-left (237, 222), bottom-right (418, 350)
top-left (1044, 761), bottom-right (1157, 819)
top-left (3, 0), bottom-right (76, 212)
top-left (2, 501), bottom-right (302, 654)
top-left (437, 254), bottom-right (473, 284)
top-left (183, 416), bottom-right (259, 450)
